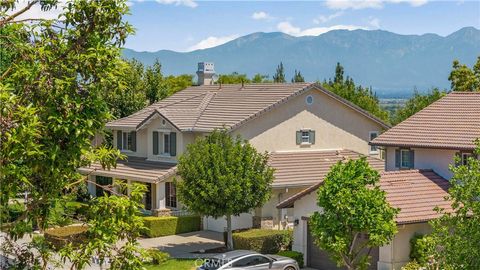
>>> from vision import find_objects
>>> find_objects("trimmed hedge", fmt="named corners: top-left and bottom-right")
top-left (277, 251), bottom-right (304, 268)
top-left (142, 216), bottom-right (201, 238)
top-left (44, 224), bottom-right (88, 249)
top-left (232, 229), bottom-right (292, 254)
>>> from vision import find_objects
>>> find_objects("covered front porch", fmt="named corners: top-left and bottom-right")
top-left (79, 157), bottom-right (182, 215)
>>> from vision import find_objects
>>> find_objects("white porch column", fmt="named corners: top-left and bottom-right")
top-left (127, 179), bottom-right (132, 196)
top-left (87, 175), bottom-right (96, 196)
top-left (156, 182), bottom-right (166, 209)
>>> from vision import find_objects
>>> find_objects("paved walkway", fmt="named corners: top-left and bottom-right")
top-left (138, 230), bottom-right (225, 258)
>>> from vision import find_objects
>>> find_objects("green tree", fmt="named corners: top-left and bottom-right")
top-left (291, 69), bottom-right (305, 83)
top-left (105, 59), bottom-right (148, 119)
top-left (218, 72), bottom-right (251, 84)
top-left (252, 73), bottom-right (271, 83)
top-left (177, 129), bottom-right (274, 250)
top-left (322, 63), bottom-right (390, 123)
top-left (273, 62), bottom-right (286, 83)
top-left (391, 89), bottom-right (447, 125)
top-left (160, 74), bottom-right (193, 97)
top-left (429, 142), bottom-right (480, 269)
top-left (309, 158), bottom-right (399, 270)
top-left (448, 56), bottom-right (480, 92)
top-left (0, 0), bottom-right (148, 268)
top-left (145, 59), bottom-right (163, 104)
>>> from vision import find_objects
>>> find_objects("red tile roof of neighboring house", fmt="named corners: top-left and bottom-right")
top-left (269, 149), bottom-right (384, 188)
top-left (277, 169), bottom-right (452, 225)
top-left (107, 83), bottom-right (390, 132)
top-left (78, 157), bottom-right (177, 183)
top-left (371, 92), bottom-right (480, 150)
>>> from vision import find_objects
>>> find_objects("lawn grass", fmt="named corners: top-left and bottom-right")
top-left (144, 259), bottom-right (199, 270)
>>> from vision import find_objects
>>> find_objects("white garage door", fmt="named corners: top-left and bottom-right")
top-left (203, 213), bottom-right (253, 232)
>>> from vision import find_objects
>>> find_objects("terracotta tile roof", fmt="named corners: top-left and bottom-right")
top-left (371, 92), bottom-right (480, 150)
top-left (277, 169), bottom-right (452, 225)
top-left (380, 169), bottom-right (451, 224)
top-left (78, 157), bottom-right (177, 183)
top-left (107, 83), bottom-right (389, 132)
top-left (269, 149), bottom-right (385, 188)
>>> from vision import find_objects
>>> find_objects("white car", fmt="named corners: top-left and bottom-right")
top-left (197, 250), bottom-right (300, 270)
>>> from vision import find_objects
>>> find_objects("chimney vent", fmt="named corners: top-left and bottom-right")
top-left (196, 62), bottom-right (215, 86)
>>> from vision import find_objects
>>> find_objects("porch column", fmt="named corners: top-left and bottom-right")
top-left (127, 179), bottom-right (132, 196)
top-left (156, 182), bottom-right (166, 209)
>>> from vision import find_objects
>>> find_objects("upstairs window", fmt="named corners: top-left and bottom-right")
top-left (369, 131), bottom-right (379, 154)
top-left (296, 130), bottom-right (315, 145)
top-left (117, 131), bottom-right (136, 151)
top-left (153, 131), bottom-right (177, 156)
top-left (395, 149), bottom-right (414, 169)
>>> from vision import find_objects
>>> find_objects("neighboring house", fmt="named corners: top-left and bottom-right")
top-left (79, 62), bottom-right (389, 232)
top-left (277, 91), bottom-right (480, 269)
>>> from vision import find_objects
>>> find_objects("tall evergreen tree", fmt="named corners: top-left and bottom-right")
top-left (273, 62), bottom-right (286, 83)
top-left (291, 69), bottom-right (305, 83)
top-left (144, 59), bottom-right (163, 104)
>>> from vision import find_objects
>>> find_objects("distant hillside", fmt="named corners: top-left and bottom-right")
top-left (123, 27), bottom-right (480, 96)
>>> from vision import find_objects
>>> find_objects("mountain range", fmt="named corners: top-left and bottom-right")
top-left (122, 27), bottom-right (480, 97)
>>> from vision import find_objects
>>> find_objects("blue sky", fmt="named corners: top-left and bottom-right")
top-left (125, 0), bottom-right (480, 52)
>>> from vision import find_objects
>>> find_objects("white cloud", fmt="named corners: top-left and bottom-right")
top-left (252, 11), bottom-right (272, 20)
top-left (7, 0), bottom-right (65, 21)
top-left (313, 11), bottom-right (344, 24)
top-left (369, 17), bottom-right (381, 28)
top-left (188, 34), bottom-right (240, 51)
top-left (277, 21), bottom-right (368, 37)
top-left (325, 0), bottom-right (428, 10)
top-left (156, 0), bottom-right (197, 8)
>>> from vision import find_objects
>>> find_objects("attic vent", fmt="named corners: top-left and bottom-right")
top-left (306, 95), bottom-right (314, 105)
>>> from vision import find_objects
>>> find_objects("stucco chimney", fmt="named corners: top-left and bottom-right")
top-left (196, 62), bottom-right (215, 85)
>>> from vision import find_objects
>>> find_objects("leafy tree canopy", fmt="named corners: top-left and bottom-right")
top-left (177, 129), bottom-right (274, 249)
top-left (448, 56), bottom-right (480, 92)
top-left (322, 63), bottom-right (390, 123)
top-left (429, 142), bottom-right (480, 269)
top-left (252, 73), bottom-right (272, 83)
top-left (391, 88), bottom-right (447, 125)
top-left (273, 62), bottom-right (286, 83)
top-left (309, 157), bottom-right (399, 270)
top-left (291, 69), bottom-right (305, 83)
top-left (218, 72), bottom-right (251, 84)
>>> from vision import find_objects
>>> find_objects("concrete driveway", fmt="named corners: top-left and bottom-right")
top-left (138, 230), bottom-right (225, 258)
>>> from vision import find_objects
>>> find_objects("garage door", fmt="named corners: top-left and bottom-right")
top-left (307, 225), bottom-right (379, 270)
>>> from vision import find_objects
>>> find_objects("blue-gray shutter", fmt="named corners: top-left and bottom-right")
top-left (309, 130), bottom-right (315, 144)
top-left (170, 132), bottom-right (177, 156)
top-left (409, 150), bottom-right (415, 169)
top-left (153, 131), bottom-right (159, 155)
top-left (116, 130), bottom-right (122, 149)
top-left (296, 131), bottom-right (302, 145)
top-left (395, 149), bottom-right (400, 168)
top-left (131, 131), bottom-right (136, 152)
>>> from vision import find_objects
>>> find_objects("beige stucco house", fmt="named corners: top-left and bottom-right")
top-left (277, 91), bottom-right (479, 269)
top-left (79, 62), bottom-right (389, 232)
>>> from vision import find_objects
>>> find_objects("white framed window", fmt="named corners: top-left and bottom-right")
top-left (401, 149), bottom-right (411, 168)
top-left (301, 131), bottom-right (310, 143)
top-left (117, 131), bottom-right (135, 151)
top-left (369, 131), bottom-right (379, 154)
top-left (163, 133), bottom-right (170, 154)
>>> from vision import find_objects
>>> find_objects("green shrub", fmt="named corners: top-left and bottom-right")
top-left (145, 248), bottom-right (170, 265)
top-left (410, 234), bottom-right (435, 266)
top-left (142, 216), bottom-right (201, 237)
top-left (277, 250), bottom-right (304, 268)
top-left (232, 229), bottom-right (292, 254)
top-left (401, 260), bottom-right (422, 270)
top-left (44, 225), bottom-right (88, 249)
top-left (1, 203), bottom-right (25, 223)
top-left (65, 201), bottom-right (89, 217)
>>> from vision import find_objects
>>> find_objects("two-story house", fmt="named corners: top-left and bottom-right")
top-left (277, 91), bottom-right (479, 269)
top-left (79, 62), bottom-right (389, 233)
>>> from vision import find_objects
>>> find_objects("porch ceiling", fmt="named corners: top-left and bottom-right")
top-left (79, 157), bottom-right (177, 183)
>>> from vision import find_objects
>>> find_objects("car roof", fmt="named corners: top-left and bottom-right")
top-left (212, 250), bottom-right (259, 260)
